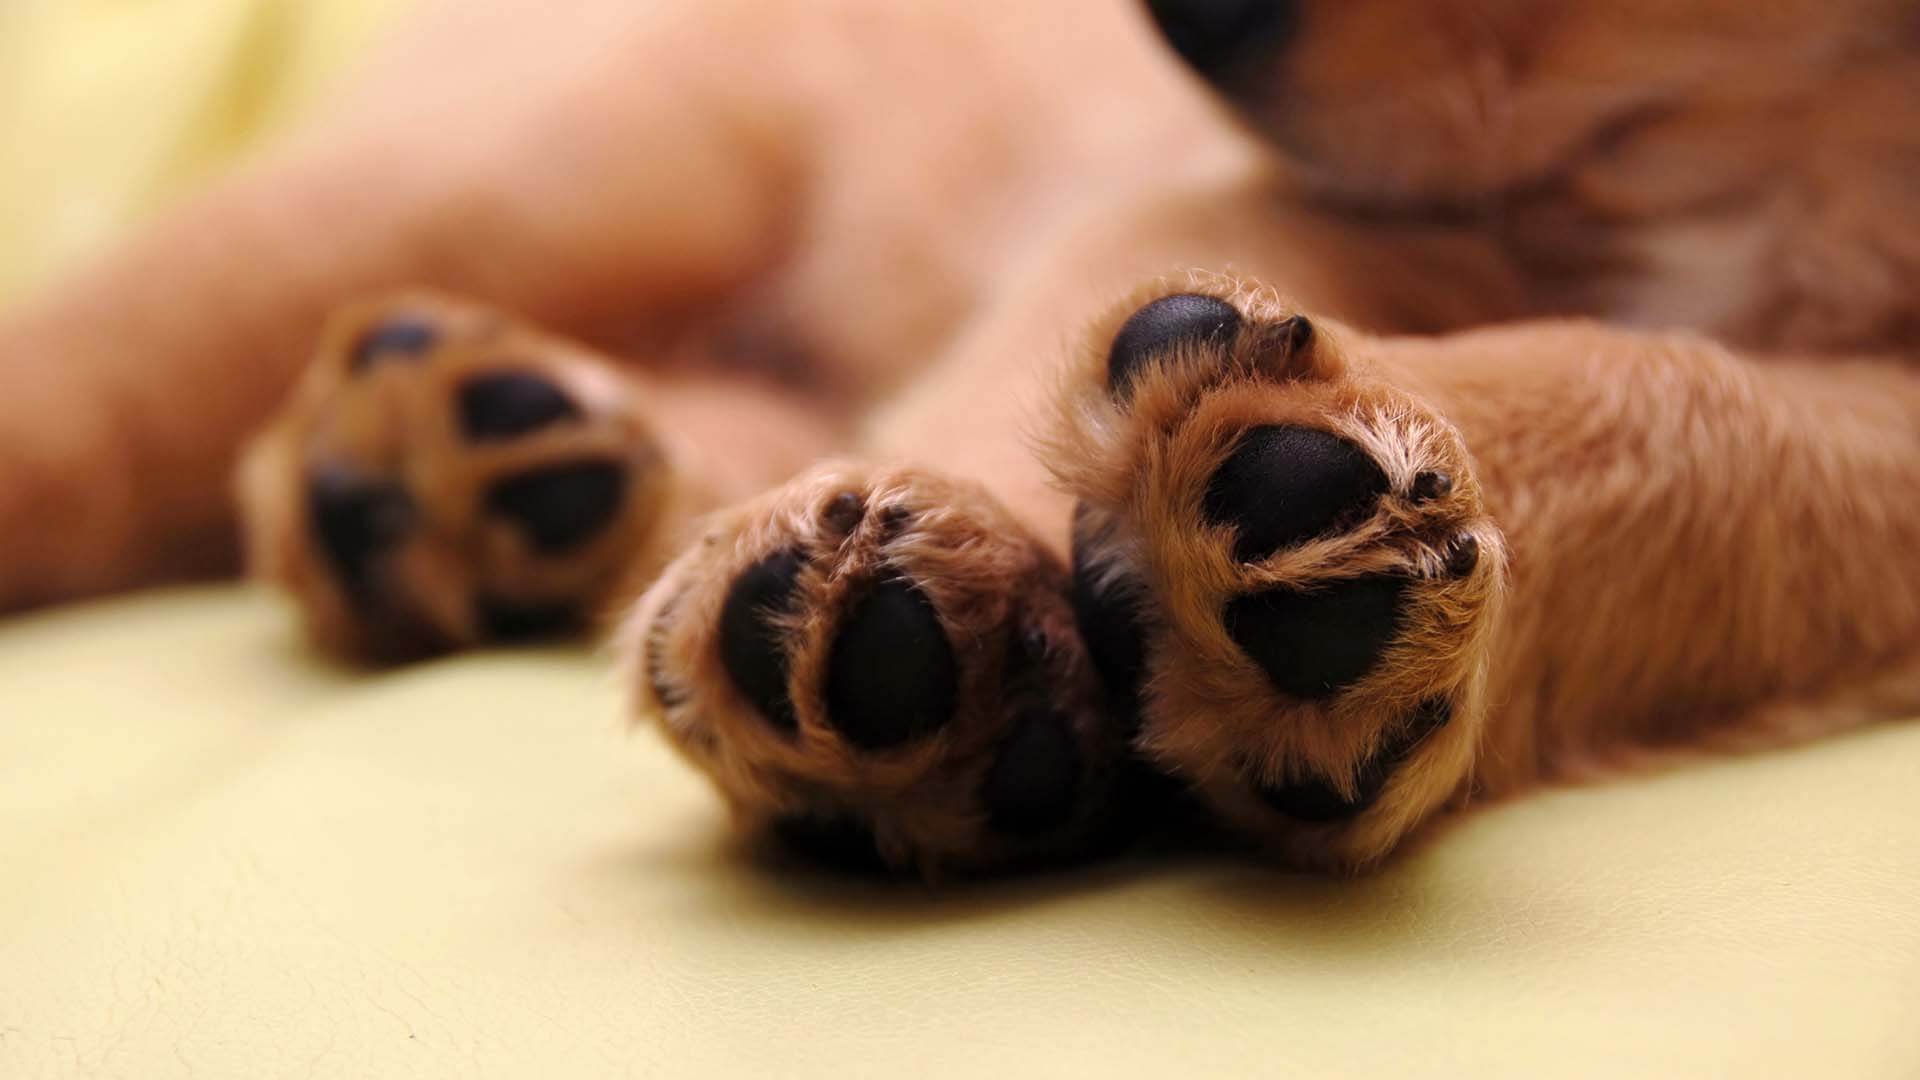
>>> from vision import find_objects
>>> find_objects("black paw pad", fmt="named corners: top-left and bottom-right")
top-left (1410, 471), bottom-right (1452, 503)
top-left (1255, 727), bottom-right (1397, 823)
top-left (1070, 504), bottom-right (1149, 718)
top-left (980, 712), bottom-right (1084, 837)
top-left (1445, 534), bottom-right (1480, 577)
top-left (349, 317), bottom-right (438, 371)
top-left (1145, 0), bottom-right (1303, 84)
top-left (1275, 313), bottom-right (1314, 354)
top-left (475, 595), bottom-right (579, 640)
top-left (1255, 771), bottom-right (1381, 823)
top-left (1204, 425), bottom-right (1387, 561)
top-left (483, 460), bottom-right (625, 553)
top-left (1224, 574), bottom-right (1407, 698)
top-left (307, 468), bottom-right (415, 595)
top-left (1255, 696), bottom-right (1454, 823)
top-left (1107, 293), bottom-right (1241, 398)
top-left (822, 492), bottom-right (866, 534)
top-left (458, 372), bottom-right (581, 442)
top-left (718, 549), bottom-right (805, 733)
top-left (771, 813), bottom-right (892, 875)
top-left (824, 578), bottom-right (957, 751)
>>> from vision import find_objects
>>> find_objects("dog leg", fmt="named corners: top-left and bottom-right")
top-left (617, 182), bottom-right (1538, 874)
top-left (1050, 283), bottom-right (1920, 870)
top-left (622, 460), bottom-right (1138, 877)
top-left (1047, 278), bottom-right (1504, 870)
top-left (0, 0), bottom-right (814, 610)
top-left (241, 292), bottom-right (832, 660)
top-left (837, 189), bottom-right (1920, 870)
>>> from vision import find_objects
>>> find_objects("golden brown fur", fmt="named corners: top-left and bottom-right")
top-left (1046, 276), bottom-right (1508, 868)
top-left (1227, 0), bottom-right (1920, 352)
top-left (6, 0), bottom-right (1920, 871)
top-left (240, 293), bottom-right (831, 659)
top-left (1041, 273), bottom-right (1920, 868)
top-left (622, 462), bottom-right (1123, 877)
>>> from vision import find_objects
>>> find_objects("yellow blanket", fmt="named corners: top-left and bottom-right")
top-left (2, 586), bottom-right (1917, 1076)
top-left (0, 0), bottom-right (405, 305)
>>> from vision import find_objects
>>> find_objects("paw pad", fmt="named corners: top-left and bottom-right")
top-left (1107, 293), bottom-right (1242, 398)
top-left (980, 711), bottom-right (1084, 836)
top-left (305, 468), bottom-right (415, 597)
top-left (1410, 470), bottom-right (1452, 503)
top-left (483, 460), bottom-right (627, 553)
top-left (349, 316), bottom-right (439, 371)
top-left (1224, 575), bottom-right (1408, 698)
top-left (635, 464), bottom-right (1135, 875)
top-left (1444, 534), bottom-right (1480, 577)
top-left (718, 549), bottom-right (806, 734)
top-left (243, 293), bottom-right (666, 659)
top-left (823, 577), bottom-right (958, 750)
top-left (1253, 696), bottom-right (1453, 823)
top-left (458, 372), bottom-right (582, 442)
top-left (1203, 425), bottom-right (1387, 560)
top-left (821, 491), bottom-right (866, 534)
top-left (771, 814), bottom-right (890, 874)
top-left (1049, 281), bottom-right (1508, 867)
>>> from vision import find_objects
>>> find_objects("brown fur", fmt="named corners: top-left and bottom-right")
top-left (1222, 0), bottom-right (1920, 352)
top-left (621, 461), bottom-right (1122, 877)
top-left (241, 294), bottom-right (659, 657)
top-left (1037, 272), bottom-right (1920, 868)
top-left (1045, 276), bottom-right (1507, 868)
top-left (6, 0), bottom-right (1920, 871)
top-left (241, 292), bottom-right (832, 659)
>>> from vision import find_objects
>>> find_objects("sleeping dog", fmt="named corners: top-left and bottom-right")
top-left (7, 0), bottom-right (1919, 874)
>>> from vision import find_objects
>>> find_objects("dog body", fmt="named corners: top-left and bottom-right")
top-left (6, 0), bottom-right (1920, 869)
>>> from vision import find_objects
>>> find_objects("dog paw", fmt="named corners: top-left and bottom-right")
top-left (623, 462), bottom-right (1131, 877)
top-left (1047, 277), bottom-right (1508, 870)
top-left (239, 293), bottom-right (673, 660)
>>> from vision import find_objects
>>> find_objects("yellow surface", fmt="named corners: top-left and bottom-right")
top-left (0, 0), bottom-right (408, 305)
top-left (2, 586), bottom-right (1918, 1076)
top-left (3, 5), bottom-right (1919, 1074)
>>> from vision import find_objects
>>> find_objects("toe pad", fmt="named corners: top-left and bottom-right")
top-left (458, 372), bottom-right (581, 442)
top-left (1204, 425), bottom-right (1386, 561)
top-left (483, 460), bottom-right (625, 553)
top-left (824, 578), bottom-right (958, 751)
top-left (1107, 293), bottom-right (1241, 398)
top-left (349, 317), bottom-right (438, 372)
top-left (1224, 574), bottom-right (1407, 698)
top-left (980, 712), bottom-right (1084, 836)
top-left (718, 550), bottom-right (806, 734)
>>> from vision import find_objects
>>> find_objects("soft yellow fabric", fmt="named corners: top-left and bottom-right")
top-left (0, 0), bottom-right (409, 305)
top-left (3, 7), bottom-right (1917, 1073)
top-left (2, 586), bottom-right (1916, 1076)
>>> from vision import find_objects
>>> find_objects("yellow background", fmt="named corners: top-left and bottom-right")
top-left (0, 0), bottom-right (406, 306)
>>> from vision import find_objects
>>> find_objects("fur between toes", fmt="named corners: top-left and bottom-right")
top-left (628, 463), bottom-right (1137, 877)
